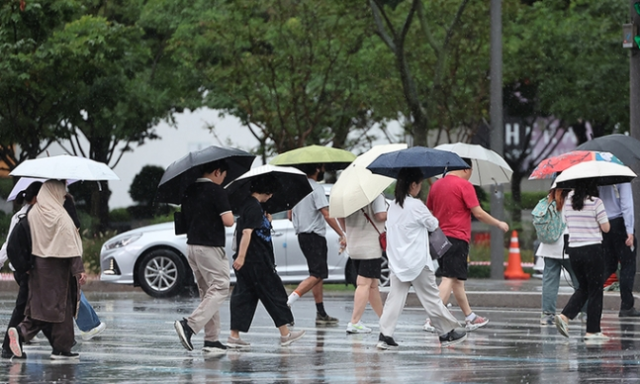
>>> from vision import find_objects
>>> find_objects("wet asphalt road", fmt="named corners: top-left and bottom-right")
top-left (1, 291), bottom-right (640, 383)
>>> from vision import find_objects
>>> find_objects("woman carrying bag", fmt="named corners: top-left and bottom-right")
top-left (377, 168), bottom-right (467, 350)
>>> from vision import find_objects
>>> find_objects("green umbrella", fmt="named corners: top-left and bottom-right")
top-left (270, 145), bottom-right (356, 170)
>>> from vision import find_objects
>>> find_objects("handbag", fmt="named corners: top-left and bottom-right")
top-left (429, 227), bottom-right (452, 260)
top-left (362, 209), bottom-right (386, 251)
top-left (174, 212), bottom-right (186, 235)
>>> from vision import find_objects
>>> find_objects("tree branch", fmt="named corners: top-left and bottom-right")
top-left (370, 0), bottom-right (397, 53)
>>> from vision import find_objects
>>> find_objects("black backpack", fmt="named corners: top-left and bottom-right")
top-left (6, 208), bottom-right (33, 274)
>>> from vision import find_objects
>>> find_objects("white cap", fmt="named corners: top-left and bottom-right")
top-left (550, 181), bottom-right (557, 189)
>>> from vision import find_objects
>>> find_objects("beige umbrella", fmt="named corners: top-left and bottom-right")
top-left (329, 143), bottom-right (407, 218)
top-left (434, 142), bottom-right (512, 186)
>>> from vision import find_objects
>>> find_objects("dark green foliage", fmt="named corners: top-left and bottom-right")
top-left (129, 165), bottom-right (165, 206)
top-left (109, 207), bottom-right (131, 223)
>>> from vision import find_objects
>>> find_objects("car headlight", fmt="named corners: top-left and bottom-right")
top-left (103, 233), bottom-right (142, 250)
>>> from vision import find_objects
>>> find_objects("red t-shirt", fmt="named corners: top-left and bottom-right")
top-left (426, 174), bottom-right (479, 242)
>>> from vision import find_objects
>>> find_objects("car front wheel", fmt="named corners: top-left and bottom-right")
top-left (137, 248), bottom-right (188, 298)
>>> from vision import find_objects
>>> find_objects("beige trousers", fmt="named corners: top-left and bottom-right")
top-left (186, 245), bottom-right (230, 342)
top-left (379, 267), bottom-right (459, 337)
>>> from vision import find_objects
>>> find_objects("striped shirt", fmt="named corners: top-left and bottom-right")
top-left (563, 192), bottom-right (608, 246)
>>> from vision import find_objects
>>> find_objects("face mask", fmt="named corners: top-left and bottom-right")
top-left (317, 171), bottom-right (325, 181)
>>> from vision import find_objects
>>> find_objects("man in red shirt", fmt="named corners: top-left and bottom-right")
top-left (426, 159), bottom-right (509, 331)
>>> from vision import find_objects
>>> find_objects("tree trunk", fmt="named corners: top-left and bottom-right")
top-left (89, 138), bottom-right (112, 234)
top-left (395, 47), bottom-right (429, 147)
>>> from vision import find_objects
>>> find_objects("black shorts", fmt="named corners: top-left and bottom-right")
top-left (436, 237), bottom-right (470, 281)
top-left (352, 258), bottom-right (382, 279)
top-left (298, 233), bottom-right (328, 279)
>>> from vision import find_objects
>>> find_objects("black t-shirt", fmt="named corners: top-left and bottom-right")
top-left (181, 180), bottom-right (232, 247)
top-left (234, 197), bottom-right (274, 266)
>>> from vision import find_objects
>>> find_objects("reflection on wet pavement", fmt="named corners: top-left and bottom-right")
top-left (2, 291), bottom-right (640, 383)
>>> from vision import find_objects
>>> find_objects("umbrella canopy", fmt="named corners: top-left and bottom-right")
top-left (7, 177), bottom-right (77, 201)
top-left (434, 143), bottom-right (512, 186)
top-left (366, 146), bottom-right (469, 179)
top-left (225, 164), bottom-right (312, 214)
top-left (9, 155), bottom-right (119, 181)
top-left (554, 161), bottom-right (636, 189)
top-left (529, 151), bottom-right (623, 180)
top-left (329, 143), bottom-right (407, 218)
top-left (576, 134), bottom-right (640, 168)
top-left (157, 146), bottom-right (255, 204)
top-left (269, 145), bottom-right (356, 170)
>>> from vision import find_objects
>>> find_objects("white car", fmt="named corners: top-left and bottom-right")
top-left (99, 185), bottom-right (389, 297)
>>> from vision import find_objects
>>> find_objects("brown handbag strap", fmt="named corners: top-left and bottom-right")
top-left (361, 208), bottom-right (382, 235)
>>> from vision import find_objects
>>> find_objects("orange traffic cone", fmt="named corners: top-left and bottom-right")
top-left (603, 272), bottom-right (618, 288)
top-left (504, 230), bottom-right (530, 280)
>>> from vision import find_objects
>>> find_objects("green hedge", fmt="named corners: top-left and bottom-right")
top-left (504, 191), bottom-right (548, 210)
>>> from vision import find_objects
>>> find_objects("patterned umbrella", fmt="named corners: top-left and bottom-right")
top-left (529, 151), bottom-right (623, 180)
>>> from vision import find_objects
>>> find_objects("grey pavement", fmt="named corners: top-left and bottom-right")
top-left (2, 290), bottom-right (640, 383)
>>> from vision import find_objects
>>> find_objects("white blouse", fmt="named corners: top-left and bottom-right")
top-left (386, 196), bottom-right (439, 282)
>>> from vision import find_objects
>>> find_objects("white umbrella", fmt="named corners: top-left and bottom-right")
top-left (9, 155), bottom-right (119, 181)
top-left (554, 161), bottom-right (636, 189)
top-left (7, 177), bottom-right (77, 201)
top-left (329, 143), bottom-right (407, 218)
top-left (434, 143), bottom-right (512, 186)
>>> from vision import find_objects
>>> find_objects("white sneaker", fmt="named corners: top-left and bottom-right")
top-left (346, 321), bottom-right (372, 334)
top-left (584, 332), bottom-right (609, 345)
top-left (423, 319), bottom-right (436, 333)
top-left (80, 322), bottom-right (106, 341)
top-left (465, 315), bottom-right (489, 331)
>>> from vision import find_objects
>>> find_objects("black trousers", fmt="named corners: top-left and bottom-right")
top-left (230, 262), bottom-right (293, 333)
top-left (602, 217), bottom-right (637, 311)
top-left (2, 272), bottom-right (29, 354)
top-left (562, 244), bottom-right (605, 334)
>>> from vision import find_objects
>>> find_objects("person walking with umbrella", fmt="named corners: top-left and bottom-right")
top-left (377, 168), bottom-right (467, 349)
top-left (286, 163), bottom-right (346, 325)
top-left (426, 159), bottom-right (509, 331)
top-left (226, 175), bottom-right (306, 347)
top-left (555, 179), bottom-right (610, 343)
top-left (174, 160), bottom-right (235, 353)
top-left (338, 195), bottom-right (386, 334)
top-left (1, 181), bottom-right (42, 359)
top-left (7, 180), bottom-right (85, 360)
top-left (598, 182), bottom-right (640, 317)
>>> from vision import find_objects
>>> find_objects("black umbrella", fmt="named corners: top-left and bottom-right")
top-left (157, 146), bottom-right (255, 204)
top-left (576, 134), bottom-right (640, 167)
top-left (225, 165), bottom-right (312, 214)
top-left (366, 146), bottom-right (470, 179)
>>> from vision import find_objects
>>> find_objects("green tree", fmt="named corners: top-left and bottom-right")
top-left (129, 165), bottom-right (165, 207)
top-left (0, 0), bottom-right (82, 173)
top-left (167, 0), bottom-right (399, 161)
top-left (0, 1), bottom-right (191, 232)
top-left (369, 0), bottom-right (500, 146)
top-left (503, 0), bottom-right (628, 221)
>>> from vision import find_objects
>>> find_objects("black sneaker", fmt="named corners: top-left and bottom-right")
top-left (315, 313), bottom-right (339, 326)
top-left (439, 329), bottom-right (468, 347)
top-left (203, 340), bottom-right (228, 353)
top-left (376, 333), bottom-right (398, 350)
top-left (619, 308), bottom-right (640, 317)
top-left (50, 351), bottom-right (80, 360)
top-left (174, 318), bottom-right (194, 351)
